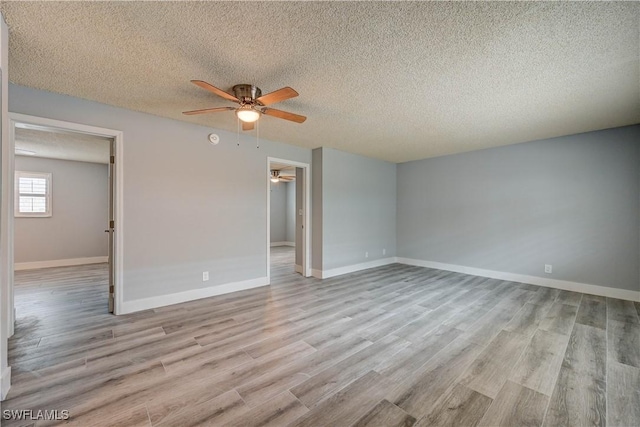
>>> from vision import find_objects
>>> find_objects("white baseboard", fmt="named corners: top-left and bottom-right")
top-left (120, 277), bottom-right (269, 314)
top-left (313, 257), bottom-right (397, 279)
top-left (397, 257), bottom-right (640, 302)
top-left (295, 264), bottom-right (303, 274)
top-left (14, 256), bottom-right (108, 271)
top-left (1, 366), bottom-right (11, 401)
top-left (270, 241), bottom-right (295, 247)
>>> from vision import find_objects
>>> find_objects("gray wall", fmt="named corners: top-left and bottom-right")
top-left (270, 181), bottom-right (295, 244)
top-left (9, 84), bottom-right (311, 302)
top-left (397, 125), bottom-right (640, 291)
top-left (269, 181), bottom-right (287, 243)
top-left (15, 156), bottom-right (108, 263)
top-left (315, 147), bottom-right (397, 271)
top-left (286, 181), bottom-right (295, 243)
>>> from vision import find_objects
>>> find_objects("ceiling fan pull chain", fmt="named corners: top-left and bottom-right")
top-left (256, 119), bottom-right (260, 149)
top-left (236, 116), bottom-right (240, 146)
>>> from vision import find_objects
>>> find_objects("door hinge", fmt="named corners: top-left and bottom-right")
top-left (110, 155), bottom-right (115, 164)
top-left (109, 285), bottom-right (114, 293)
top-left (110, 220), bottom-right (115, 228)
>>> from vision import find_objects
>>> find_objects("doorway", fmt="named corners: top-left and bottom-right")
top-left (5, 114), bottom-right (124, 337)
top-left (266, 157), bottom-right (310, 283)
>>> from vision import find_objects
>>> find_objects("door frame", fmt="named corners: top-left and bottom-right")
top-left (266, 157), bottom-right (311, 281)
top-left (6, 113), bottom-right (124, 322)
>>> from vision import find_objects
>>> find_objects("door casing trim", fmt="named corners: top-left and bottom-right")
top-left (266, 157), bottom-right (311, 281)
top-left (7, 112), bottom-right (124, 317)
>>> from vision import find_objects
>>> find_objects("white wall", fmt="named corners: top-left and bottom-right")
top-left (14, 156), bottom-right (108, 264)
top-left (397, 125), bottom-right (640, 293)
top-left (270, 181), bottom-right (295, 245)
top-left (9, 84), bottom-right (311, 308)
top-left (312, 147), bottom-right (396, 273)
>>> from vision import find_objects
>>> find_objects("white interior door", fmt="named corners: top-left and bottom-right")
top-left (107, 141), bottom-right (115, 313)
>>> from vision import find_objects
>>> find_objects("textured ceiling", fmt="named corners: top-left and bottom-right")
top-left (15, 126), bottom-right (111, 164)
top-left (1, 1), bottom-right (638, 163)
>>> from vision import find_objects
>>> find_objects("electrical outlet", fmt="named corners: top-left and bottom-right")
top-left (544, 264), bottom-right (552, 274)
top-left (365, 252), bottom-right (369, 258)
top-left (202, 271), bottom-right (209, 281)
top-left (383, 248), bottom-right (386, 256)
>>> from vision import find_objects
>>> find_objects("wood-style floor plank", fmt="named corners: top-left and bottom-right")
top-left (509, 329), bottom-right (570, 396)
top-left (229, 391), bottom-right (308, 427)
top-left (460, 330), bottom-right (531, 399)
top-left (543, 324), bottom-right (606, 427)
top-left (292, 370), bottom-right (390, 427)
top-left (555, 290), bottom-right (583, 307)
top-left (575, 295), bottom-right (607, 330)
top-left (67, 403), bottom-right (152, 427)
top-left (154, 389), bottom-right (247, 427)
top-left (387, 337), bottom-right (483, 420)
top-left (478, 381), bottom-right (549, 427)
top-left (237, 335), bottom-right (371, 407)
top-left (459, 289), bottom-right (532, 345)
top-left (606, 298), bottom-right (639, 324)
top-left (607, 320), bottom-right (640, 369)
top-left (352, 399), bottom-right (417, 427)
top-left (417, 383), bottom-right (492, 427)
top-left (539, 302), bottom-right (578, 336)
top-left (289, 334), bottom-right (410, 408)
top-left (606, 362), bottom-right (640, 427)
top-left (376, 325), bottom-right (462, 385)
top-left (503, 302), bottom-right (550, 337)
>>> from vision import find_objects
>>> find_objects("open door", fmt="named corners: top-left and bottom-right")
top-left (107, 141), bottom-right (115, 313)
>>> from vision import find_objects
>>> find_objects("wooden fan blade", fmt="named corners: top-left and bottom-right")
top-left (242, 121), bottom-right (255, 131)
top-left (191, 80), bottom-right (239, 102)
top-left (280, 176), bottom-right (295, 181)
top-left (261, 108), bottom-right (307, 123)
top-left (256, 87), bottom-right (298, 106)
top-left (182, 106), bottom-right (235, 115)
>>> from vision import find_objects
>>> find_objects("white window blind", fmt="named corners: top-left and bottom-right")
top-left (15, 171), bottom-right (52, 217)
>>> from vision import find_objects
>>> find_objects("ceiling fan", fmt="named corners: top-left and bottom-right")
top-left (270, 170), bottom-right (295, 183)
top-left (183, 81), bottom-right (307, 131)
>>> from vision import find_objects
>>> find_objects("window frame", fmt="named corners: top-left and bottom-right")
top-left (15, 171), bottom-right (52, 218)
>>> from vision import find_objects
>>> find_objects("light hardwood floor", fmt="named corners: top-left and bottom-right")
top-left (4, 246), bottom-right (639, 426)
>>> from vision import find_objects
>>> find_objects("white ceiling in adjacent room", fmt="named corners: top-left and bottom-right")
top-left (15, 126), bottom-right (111, 164)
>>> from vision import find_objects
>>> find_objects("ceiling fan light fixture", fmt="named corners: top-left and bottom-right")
top-left (15, 148), bottom-right (36, 156)
top-left (236, 105), bottom-right (260, 123)
top-left (270, 177), bottom-right (280, 183)
top-left (270, 170), bottom-right (280, 183)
